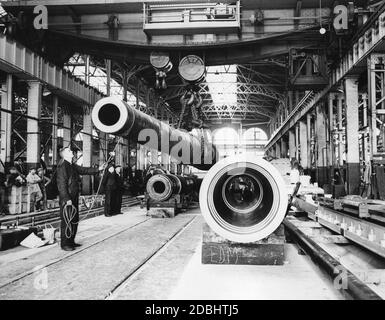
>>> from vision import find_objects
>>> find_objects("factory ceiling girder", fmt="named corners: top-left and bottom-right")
top-left (66, 54), bottom-right (285, 124)
top-left (86, 57), bottom-right (179, 120)
top-left (1, 0), bottom-right (353, 128)
top-left (266, 3), bottom-right (385, 150)
top-left (238, 64), bottom-right (285, 85)
top-left (201, 104), bottom-right (274, 120)
top-left (2, 0), bottom-right (333, 51)
top-left (1, 0), bottom-right (369, 13)
top-left (201, 97), bottom-right (277, 107)
top-left (48, 30), bottom-right (324, 66)
top-left (198, 83), bottom-right (283, 101)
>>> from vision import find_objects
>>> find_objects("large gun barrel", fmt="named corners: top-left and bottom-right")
top-left (199, 155), bottom-right (288, 243)
top-left (146, 173), bottom-right (199, 202)
top-left (92, 96), bottom-right (216, 170)
top-left (93, 98), bottom-right (287, 244)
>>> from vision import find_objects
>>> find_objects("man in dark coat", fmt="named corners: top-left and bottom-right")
top-left (0, 171), bottom-right (6, 215)
top-left (101, 164), bottom-right (118, 217)
top-left (114, 166), bottom-right (124, 215)
top-left (14, 159), bottom-right (27, 176)
top-left (56, 147), bottom-right (102, 251)
top-left (5, 167), bottom-right (26, 188)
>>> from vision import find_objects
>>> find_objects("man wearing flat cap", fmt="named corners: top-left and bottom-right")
top-left (56, 147), bottom-right (105, 251)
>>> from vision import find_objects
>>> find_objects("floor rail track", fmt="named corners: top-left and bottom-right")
top-left (284, 218), bottom-right (383, 300)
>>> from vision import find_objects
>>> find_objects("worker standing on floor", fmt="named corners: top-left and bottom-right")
top-left (56, 147), bottom-right (103, 251)
top-left (102, 164), bottom-right (118, 217)
top-left (114, 165), bottom-right (124, 215)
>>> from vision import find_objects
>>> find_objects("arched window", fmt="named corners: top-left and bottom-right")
top-left (242, 127), bottom-right (268, 144)
top-left (213, 127), bottom-right (239, 145)
top-left (212, 127), bottom-right (239, 158)
top-left (240, 127), bottom-right (267, 156)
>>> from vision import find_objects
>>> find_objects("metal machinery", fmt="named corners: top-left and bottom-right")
top-left (288, 49), bottom-right (329, 90)
top-left (92, 96), bottom-right (213, 215)
top-left (91, 96), bottom-right (217, 171)
top-left (177, 54), bottom-right (206, 129)
top-left (143, 1), bottom-right (241, 36)
top-left (200, 155), bottom-right (288, 243)
top-left (149, 51), bottom-right (173, 90)
top-left (145, 173), bottom-right (201, 215)
top-left (92, 97), bottom-right (289, 242)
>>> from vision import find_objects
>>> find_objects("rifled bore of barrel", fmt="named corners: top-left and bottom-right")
top-left (199, 155), bottom-right (288, 243)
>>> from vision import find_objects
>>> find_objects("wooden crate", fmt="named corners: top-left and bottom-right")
top-left (6, 186), bottom-right (35, 214)
top-left (7, 203), bottom-right (21, 215)
top-left (46, 199), bottom-right (59, 209)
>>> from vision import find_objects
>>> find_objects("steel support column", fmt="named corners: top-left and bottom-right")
top-left (26, 81), bottom-right (42, 169)
top-left (316, 103), bottom-right (328, 187)
top-left (361, 94), bottom-right (370, 165)
top-left (99, 59), bottom-right (111, 165)
top-left (328, 94), bottom-right (335, 181)
top-left (123, 69), bottom-right (128, 102)
top-left (368, 54), bottom-right (379, 156)
top-left (295, 123), bottom-right (300, 161)
top-left (288, 128), bottom-right (296, 160)
top-left (0, 74), bottom-right (13, 170)
top-left (299, 118), bottom-right (308, 169)
top-left (82, 106), bottom-right (93, 195)
top-left (52, 96), bottom-right (59, 165)
top-left (122, 138), bottom-right (128, 167)
top-left (306, 113), bottom-right (312, 170)
top-left (336, 95), bottom-right (344, 167)
top-left (63, 112), bottom-right (72, 148)
top-left (115, 139), bottom-right (123, 167)
top-left (281, 137), bottom-right (288, 158)
top-left (138, 145), bottom-right (147, 171)
top-left (344, 77), bottom-right (360, 195)
top-left (99, 134), bottom-right (108, 165)
top-left (160, 118), bottom-right (170, 171)
top-left (275, 141), bottom-right (281, 159)
top-left (288, 91), bottom-right (294, 113)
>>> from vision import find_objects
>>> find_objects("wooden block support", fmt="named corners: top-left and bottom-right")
top-left (147, 208), bottom-right (176, 218)
top-left (202, 223), bottom-right (285, 265)
top-left (145, 194), bottom-right (186, 218)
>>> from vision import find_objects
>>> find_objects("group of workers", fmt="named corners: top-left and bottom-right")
top-left (1, 146), bottom-right (134, 251)
top-left (101, 163), bottom-right (124, 217)
top-left (0, 164), bottom-right (51, 213)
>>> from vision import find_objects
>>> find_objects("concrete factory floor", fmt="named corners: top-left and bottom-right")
top-left (0, 206), bottom-right (344, 300)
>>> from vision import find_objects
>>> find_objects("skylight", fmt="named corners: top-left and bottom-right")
top-left (0, 5), bottom-right (7, 20)
top-left (206, 65), bottom-right (237, 106)
top-left (64, 55), bottom-right (140, 108)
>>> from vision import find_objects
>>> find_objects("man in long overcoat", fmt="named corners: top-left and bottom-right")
top-left (56, 147), bottom-right (102, 251)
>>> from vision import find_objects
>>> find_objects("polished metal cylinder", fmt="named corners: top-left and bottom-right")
top-left (146, 174), bottom-right (197, 202)
top-left (92, 96), bottom-right (216, 170)
top-left (199, 155), bottom-right (288, 243)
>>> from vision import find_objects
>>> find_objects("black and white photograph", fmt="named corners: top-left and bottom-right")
top-left (0, 0), bottom-right (385, 308)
